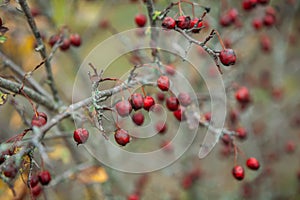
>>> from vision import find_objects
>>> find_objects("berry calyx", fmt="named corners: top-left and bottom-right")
top-left (38, 170), bottom-right (51, 185)
top-left (31, 112), bottom-right (48, 127)
top-left (235, 87), bottom-right (250, 104)
top-left (219, 49), bottom-right (236, 66)
top-left (132, 112), bottom-right (144, 126)
top-left (73, 128), bottom-right (89, 145)
top-left (134, 14), bottom-right (147, 27)
top-left (114, 129), bottom-right (130, 146)
top-left (70, 33), bottom-right (81, 47)
top-left (157, 76), bottom-right (170, 91)
top-left (178, 92), bottom-right (191, 107)
top-left (162, 17), bottom-right (176, 29)
top-left (115, 100), bottom-right (133, 117)
top-left (232, 165), bottom-right (245, 180)
top-left (166, 96), bottom-right (179, 111)
top-left (129, 93), bottom-right (144, 110)
top-left (143, 96), bottom-right (155, 111)
top-left (246, 157), bottom-right (260, 170)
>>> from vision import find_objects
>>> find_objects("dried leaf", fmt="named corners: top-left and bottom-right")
top-left (0, 90), bottom-right (8, 105)
top-left (76, 166), bottom-right (108, 184)
top-left (48, 144), bottom-right (71, 164)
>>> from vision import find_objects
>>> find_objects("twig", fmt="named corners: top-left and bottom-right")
top-left (0, 76), bottom-right (58, 111)
top-left (18, 0), bottom-right (61, 104)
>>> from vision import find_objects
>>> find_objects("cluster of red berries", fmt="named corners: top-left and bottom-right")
top-left (232, 157), bottom-right (260, 180)
top-left (242, 0), bottom-right (269, 11)
top-left (162, 16), bottom-right (204, 33)
top-left (29, 170), bottom-right (52, 198)
top-left (252, 6), bottom-right (276, 30)
top-left (48, 33), bottom-right (81, 51)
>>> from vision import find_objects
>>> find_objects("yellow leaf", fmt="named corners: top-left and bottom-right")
top-left (9, 111), bottom-right (22, 129)
top-left (76, 166), bottom-right (108, 184)
top-left (48, 144), bottom-right (71, 164)
top-left (0, 91), bottom-right (8, 106)
top-left (0, 175), bottom-right (27, 200)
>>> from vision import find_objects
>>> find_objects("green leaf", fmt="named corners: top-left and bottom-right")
top-left (0, 35), bottom-right (7, 44)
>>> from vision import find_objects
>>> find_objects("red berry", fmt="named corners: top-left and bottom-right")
top-left (132, 112), bottom-right (144, 126)
top-left (285, 141), bottom-right (296, 154)
top-left (160, 140), bottom-right (173, 152)
top-left (181, 175), bottom-right (193, 190)
top-left (263, 14), bottom-right (275, 27)
top-left (162, 17), bottom-right (176, 29)
top-left (258, 0), bottom-right (269, 4)
top-left (157, 76), bottom-right (170, 91)
top-left (73, 128), bottom-right (89, 145)
top-left (173, 107), bottom-right (186, 121)
top-left (135, 14), bottom-right (147, 27)
top-left (31, 112), bottom-right (48, 127)
top-left (189, 18), bottom-right (203, 33)
top-left (252, 18), bottom-right (263, 30)
top-left (176, 16), bottom-right (191, 29)
top-left (116, 100), bottom-right (132, 117)
top-left (178, 92), bottom-right (191, 107)
top-left (236, 127), bottom-right (247, 140)
top-left (235, 87), bottom-right (250, 104)
top-left (242, 0), bottom-right (257, 11)
top-left (204, 112), bottom-right (211, 122)
top-left (221, 134), bottom-right (232, 146)
top-left (127, 194), bottom-right (140, 200)
top-left (246, 157), bottom-right (260, 170)
top-left (165, 65), bottom-right (176, 75)
top-left (31, 184), bottom-right (42, 197)
top-left (232, 165), bottom-right (245, 180)
top-left (99, 19), bottom-right (110, 29)
top-left (30, 175), bottom-right (39, 188)
top-left (219, 49), bottom-right (236, 66)
top-left (219, 14), bottom-right (232, 27)
top-left (48, 34), bottom-right (60, 47)
top-left (70, 33), bottom-right (81, 47)
top-left (38, 170), bottom-right (51, 185)
top-left (129, 93), bottom-right (144, 110)
top-left (3, 164), bottom-right (18, 178)
top-left (265, 6), bottom-right (276, 16)
top-left (227, 8), bottom-right (239, 22)
top-left (166, 96), bottom-right (179, 111)
top-left (156, 92), bottom-right (165, 102)
top-left (156, 122), bottom-right (167, 134)
top-left (143, 96), bottom-right (155, 111)
top-left (60, 38), bottom-right (71, 51)
top-left (114, 129), bottom-right (130, 146)
top-left (260, 35), bottom-right (272, 52)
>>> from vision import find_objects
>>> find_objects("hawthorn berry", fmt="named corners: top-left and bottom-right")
top-left (134, 14), bottom-right (147, 27)
top-left (3, 164), bottom-right (18, 178)
top-left (132, 112), bottom-right (144, 126)
top-left (157, 76), bottom-right (170, 91)
top-left (162, 17), bottom-right (176, 29)
top-left (176, 16), bottom-right (191, 29)
top-left (143, 96), bottom-right (155, 111)
top-left (258, 0), bottom-right (269, 4)
top-left (173, 107), bottom-right (186, 121)
top-left (31, 185), bottom-right (42, 197)
top-left (166, 96), bottom-right (179, 111)
top-left (227, 8), bottom-right (239, 22)
top-left (219, 49), bottom-right (236, 66)
top-left (178, 92), bottom-right (191, 107)
top-left (156, 122), bottom-right (167, 134)
top-left (129, 93), bottom-right (144, 110)
top-left (246, 157), bottom-right (260, 170)
top-left (165, 65), bottom-right (176, 75)
top-left (263, 14), bottom-right (276, 27)
top-left (127, 194), bottom-right (140, 200)
top-left (70, 33), bottom-right (81, 47)
top-left (116, 100), bottom-right (133, 117)
top-left (235, 87), bottom-right (250, 104)
top-left (204, 112), bottom-right (211, 122)
top-left (252, 18), bottom-right (263, 30)
top-left (48, 34), bottom-right (60, 47)
top-left (221, 134), bottom-right (232, 146)
top-left (236, 127), bottom-right (247, 140)
top-left (73, 128), bottom-right (89, 145)
top-left (156, 92), bottom-right (165, 102)
top-left (219, 14), bottom-right (232, 27)
top-left (59, 38), bottom-right (71, 51)
top-left (189, 18), bottom-right (203, 33)
top-left (31, 112), bottom-right (48, 127)
top-left (30, 175), bottom-right (39, 188)
top-left (232, 165), bottom-right (245, 180)
top-left (114, 129), bottom-right (130, 146)
top-left (38, 170), bottom-right (51, 185)
top-left (285, 141), bottom-right (296, 154)
top-left (242, 0), bottom-right (257, 11)
top-left (260, 35), bottom-right (272, 52)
